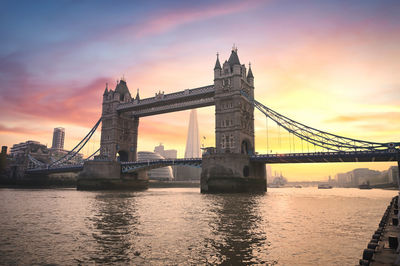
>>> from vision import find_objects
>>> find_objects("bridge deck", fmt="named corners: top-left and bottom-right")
top-left (25, 151), bottom-right (399, 174)
top-left (117, 85), bottom-right (215, 116)
top-left (251, 151), bottom-right (399, 164)
top-left (26, 165), bottom-right (83, 174)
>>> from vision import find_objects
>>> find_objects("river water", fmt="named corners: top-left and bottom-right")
top-left (0, 187), bottom-right (397, 265)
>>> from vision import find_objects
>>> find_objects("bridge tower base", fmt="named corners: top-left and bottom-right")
top-left (77, 160), bottom-right (148, 190)
top-left (200, 154), bottom-right (266, 193)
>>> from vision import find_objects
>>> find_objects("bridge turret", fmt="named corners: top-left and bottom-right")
top-left (100, 79), bottom-right (138, 162)
top-left (135, 88), bottom-right (140, 102)
top-left (103, 83), bottom-right (109, 96)
top-left (247, 63), bottom-right (254, 87)
top-left (214, 53), bottom-right (221, 79)
top-left (213, 47), bottom-right (255, 155)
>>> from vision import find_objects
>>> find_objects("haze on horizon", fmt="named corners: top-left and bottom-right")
top-left (0, 0), bottom-right (399, 181)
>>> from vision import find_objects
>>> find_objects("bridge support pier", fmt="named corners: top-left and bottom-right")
top-left (77, 160), bottom-right (148, 190)
top-left (200, 153), bottom-right (266, 193)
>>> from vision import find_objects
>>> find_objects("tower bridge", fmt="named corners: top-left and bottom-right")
top-left (25, 48), bottom-right (400, 192)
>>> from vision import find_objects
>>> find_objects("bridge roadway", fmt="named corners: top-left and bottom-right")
top-left (116, 85), bottom-right (215, 116)
top-left (25, 150), bottom-right (399, 175)
top-left (26, 164), bottom-right (84, 174)
top-left (251, 150), bottom-right (399, 164)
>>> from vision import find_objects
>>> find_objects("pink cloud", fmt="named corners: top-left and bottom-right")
top-left (0, 75), bottom-right (107, 128)
top-left (132, 1), bottom-right (264, 39)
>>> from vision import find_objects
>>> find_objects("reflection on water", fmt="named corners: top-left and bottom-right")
top-left (87, 192), bottom-right (139, 264)
top-left (205, 194), bottom-right (269, 264)
top-left (0, 187), bottom-right (397, 265)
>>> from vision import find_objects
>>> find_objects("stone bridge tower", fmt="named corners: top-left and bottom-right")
top-left (78, 79), bottom-right (147, 190)
top-left (214, 47), bottom-right (255, 155)
top-left (201, 48), bottom-right (266, 193)
top-left (100, 79), bottom-right (139, 162)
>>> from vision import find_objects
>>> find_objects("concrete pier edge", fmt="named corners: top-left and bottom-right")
top-left (359, 194), bottom-right (400, 265)
top-left (77, 160), bottom-right (148, 191)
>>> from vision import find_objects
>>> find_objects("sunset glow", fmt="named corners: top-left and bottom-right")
top-left (1, 0), bottom-right (399, 180)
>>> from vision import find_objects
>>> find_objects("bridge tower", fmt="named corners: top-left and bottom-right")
top-left (100, 79), bottom-right (139, 162)
top-left (77, 79), bottom-right (147, 190)
top-left (201, 48), bottom-right (266, 193)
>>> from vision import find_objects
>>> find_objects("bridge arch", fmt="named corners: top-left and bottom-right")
top-left (117, 150), bottom-right (129, 162)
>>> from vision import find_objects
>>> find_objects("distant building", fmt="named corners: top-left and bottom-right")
top-left (10, 140), bottom-right (50, 170)
top-left (154, 144), bottom-right (177, 159)
top-left (336, 172), bottom-right (351, 187)
top-left (10, 140), bottom-right (83, 168)
top-left (52, 127), bottom-right (65, 150)
top-left (174, 110), bottom-right (202, 180)
top-left (272, 173), bottom-right (287, 186)
top-left (184, 109), bottom-right (201, 158)
top-left (1, 146), bottom-right (7, 154)
top-left (350, 168), bottom-right (381, 186)
top-left (10, 140), bottom-right (42, 158)
top-left (388, 166), bottom-right (399, 186)
top-left (138, 151), bottom-right (174, 181)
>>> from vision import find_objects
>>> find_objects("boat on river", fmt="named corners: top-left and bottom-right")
top-left (318, 184), bottom-right (333, 189)
top-left (359, 181), bottom-right (372, 189)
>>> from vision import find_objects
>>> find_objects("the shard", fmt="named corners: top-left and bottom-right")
top-left (184, 109), bottom-right (201, 158)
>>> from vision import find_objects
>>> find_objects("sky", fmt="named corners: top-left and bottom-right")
top-left (0, 0), bottom-right (399, 181)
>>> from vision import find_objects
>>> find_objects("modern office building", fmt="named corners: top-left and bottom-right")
top-left (174, 109), bottom-right (202, 180)
top-left (184, 109), bottom-right (201, 158)
top-left (51, 127), bottom-right (65, 150)
top-left (10, 140), bottom-right (42, 157)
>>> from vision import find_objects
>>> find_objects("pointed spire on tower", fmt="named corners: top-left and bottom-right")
top-left (135, 88), bottom-right (140, 101)
top-left (247, 62), bottom-right (254, 79)
top-left (228, 45), bottom-right (240, 66)
top-left (214, 52), bottom-right (221, 70)
top-left (103, 83), bottom-right (109, 96)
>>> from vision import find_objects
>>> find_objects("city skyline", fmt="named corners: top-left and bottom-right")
top-left (0, 0), bottom-right (399, 180)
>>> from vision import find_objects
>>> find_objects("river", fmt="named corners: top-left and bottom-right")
top-left (0, 187), bottom-right (397, 265)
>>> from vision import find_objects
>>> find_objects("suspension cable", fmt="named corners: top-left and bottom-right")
top-left (266, 116), bottom-right (269, 154)
top-left (240, 90), bottom-right (399, 152)
top-left (49, 118), bottom-right (101, 167)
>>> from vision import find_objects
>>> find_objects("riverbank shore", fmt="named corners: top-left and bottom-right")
top-left (359, 194), bottom-right (400, 265)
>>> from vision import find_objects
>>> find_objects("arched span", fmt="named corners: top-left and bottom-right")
top-left (121, 158), bottom-right (202, 173)
top-left (117, 150), bottom-right (129, 162)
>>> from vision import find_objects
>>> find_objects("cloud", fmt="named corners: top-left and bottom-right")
top-left (326, 112), bottom-right (400, 124)
top-left (131, 0), bottom-right (263, 39)
top-left (0, 124), bottom-right (48, 136)
top-left (0, 61), bottom-right (107, 128)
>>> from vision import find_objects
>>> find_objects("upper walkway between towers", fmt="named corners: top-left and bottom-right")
top-left (116, 85), bottom-right (215, 117)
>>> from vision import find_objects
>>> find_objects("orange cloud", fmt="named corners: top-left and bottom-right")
top-left (0, 124), bottom-right (48, 136)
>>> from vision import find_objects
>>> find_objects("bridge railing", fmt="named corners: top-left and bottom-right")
top-left (253, 149), bottom-right (398, 158)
